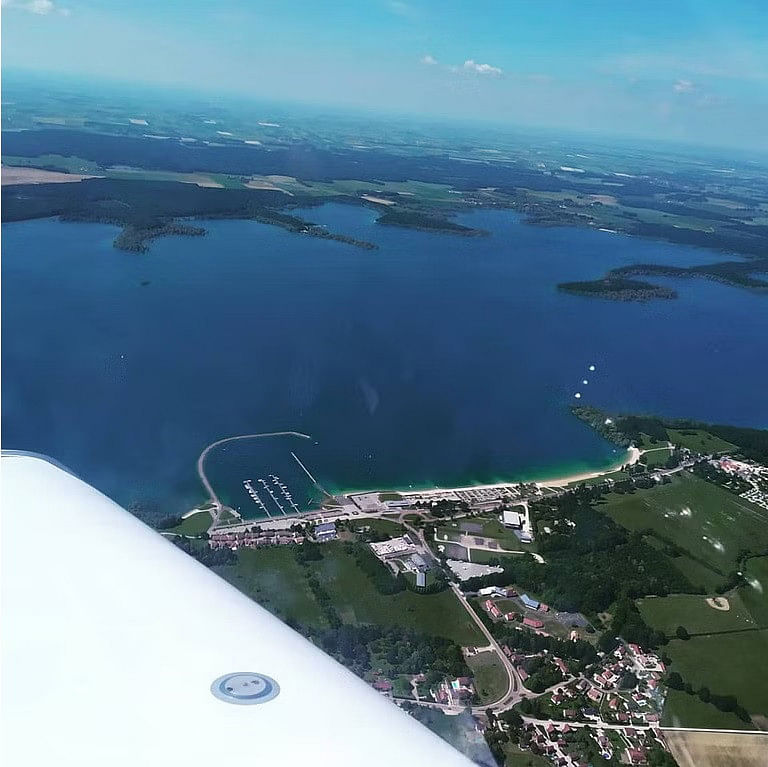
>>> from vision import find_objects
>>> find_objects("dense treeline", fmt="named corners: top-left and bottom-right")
top-left (497, 626), bottom-right (598, 667)
top-left (573, 406), bottom-right (768, 463)
top-left (614, 415), bottom-right (670, 443)
top-left (2, 128), bottom-right (665, 194)
top-left (521, 656), bottom-right (565, 693)
top-left (608, 599), bottom-right (666, 649)
top-left (172, 536), bottom-right (235, 567)
top-left (614, 260), bottom-right (768, 290)
top-left (310, 623), bottom-right (469, 681)
top-left (113, 222), bottom-right (206, 253)
top-left (462, 492), bottom-right (695, 616)
top-left (702, 424), bottom-right (768, 464)
top-left (2, 177), bottom-right (295, 223)
top-left (630, 221), bottom-right (768, 259)
top-left (1, 178), bottom-right (376, 251)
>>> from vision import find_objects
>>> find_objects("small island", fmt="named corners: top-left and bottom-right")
top-left (558, 276), bottom-right (677, 301)
top-left (376, 209), bottom-right (486, 237)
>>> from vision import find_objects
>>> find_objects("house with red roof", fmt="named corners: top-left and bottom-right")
top-left (587, 687), bottom-right (603, 703)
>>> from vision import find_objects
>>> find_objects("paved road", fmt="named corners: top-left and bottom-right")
top-left (396, 513), bottom-right (524, 713)
top-left (449, 583), bottom-right (527, 713)
top-left (521, 714), bottom-right (652, 732)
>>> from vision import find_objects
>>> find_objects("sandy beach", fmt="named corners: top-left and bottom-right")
top-left (534, 446), bottom-right (640, 487)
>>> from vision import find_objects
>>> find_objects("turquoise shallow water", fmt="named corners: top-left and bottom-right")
top-left (3, 205), bottom-right (767, 520)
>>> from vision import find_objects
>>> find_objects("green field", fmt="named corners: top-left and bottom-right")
top-left (393, 675), bottom-right (413, 698)
top-left (740, 557), bottom-right (768, 627)
top-left (666, 630), bottom-right (768, 717)
top-left (665, 553), bottom-right (724, 592)
top-left (166, 510), bottom-right (212, 536)
top-left (641, 446), bottom-right (673, 468)
top-left (466, 651), bottom-right (509, 704)
top-left (599, 473), bottom-right (768, 575)
top-left (3, 153), bottom-right (102, 173)
top-left (502, 743), bottom-right (551, 767)
top-left (434, 525), bottom-right (463, 543)
top-left (637, 593), bottom-right (759, 636)
top-left (469, 549), bottom-right (505, 564)
top-left (474, 517), bottom-right (527, 551)
top-left (217, 546), bottom-right (327, 627)
top-left (662, 688), bottom-right (755, 730)
top-left (104, 167), bottom-right (229, 187)
top-left (217, 542), bottom-right (483, 644)
top-left (637, 432), bottom-right (665, 449)
top-left (315, 543), bottom-right (484, 645)
top-left (667, 428), bottom-right (737, 454)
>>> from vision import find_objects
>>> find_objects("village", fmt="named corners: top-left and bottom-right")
top-left (165, 433), bottom-right (768, 767)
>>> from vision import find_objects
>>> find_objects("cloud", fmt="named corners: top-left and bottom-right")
top-left (2, 0), bottom-right (70, 15)
top-left (673, 79), bottom-right (695, 93)
top-left (420, 54), bottom-right (437, 66)
top-left (463, 59), bottom-right (503, 76)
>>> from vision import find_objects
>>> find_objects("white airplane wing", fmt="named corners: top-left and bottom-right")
top-left (1, 452), bottom-right (475, 766)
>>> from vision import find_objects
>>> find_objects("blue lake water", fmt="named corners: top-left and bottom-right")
top-left (3, 205), bottom-right (767, 521)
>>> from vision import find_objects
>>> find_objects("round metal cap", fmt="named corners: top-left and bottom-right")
top-left (210, 672), bottom-right (280, 705)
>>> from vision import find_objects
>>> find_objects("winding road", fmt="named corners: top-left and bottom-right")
top-left (398, 513), bottom-right (524, 713)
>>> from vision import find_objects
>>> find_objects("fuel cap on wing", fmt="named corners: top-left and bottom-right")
top-left (210, 672), bottom-right (280, 705)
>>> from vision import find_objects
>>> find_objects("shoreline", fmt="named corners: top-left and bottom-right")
top-left (200, 445), bottom-right (641, 529)
top-left (335, 445), bottom-right (639, 500)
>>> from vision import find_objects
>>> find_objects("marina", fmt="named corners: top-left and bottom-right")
top-left (242, 480), bottom-right (271, 517)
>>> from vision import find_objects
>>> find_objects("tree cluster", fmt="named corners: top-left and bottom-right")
top-left (666, 671), bottom-right (752, 723)
top-left (462, 493), bottom-right (695, 617)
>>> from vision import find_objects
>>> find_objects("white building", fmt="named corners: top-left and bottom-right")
top-left (370, 536), bottom-right (415, 559)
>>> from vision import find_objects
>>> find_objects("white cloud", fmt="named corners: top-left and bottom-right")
top-left (420, 54), bottom-right (437, 66)
top-left (673, 79), bottom-right (695, 93)
top-left (463, 59), bottom-right (503, 76)
top-left (2, 0), bottom-right (70, 15)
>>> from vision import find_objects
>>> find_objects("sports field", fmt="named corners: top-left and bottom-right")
top-left (637, 593), bottom-right (759, 637)
top-left (599, 473), bottom-right (768, 575)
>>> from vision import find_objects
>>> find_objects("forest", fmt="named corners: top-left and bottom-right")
top-left (462, 491), bottom-right (695, 618)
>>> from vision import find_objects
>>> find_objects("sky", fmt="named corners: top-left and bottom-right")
top-left (2, 0), bottom-right (768, 150)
